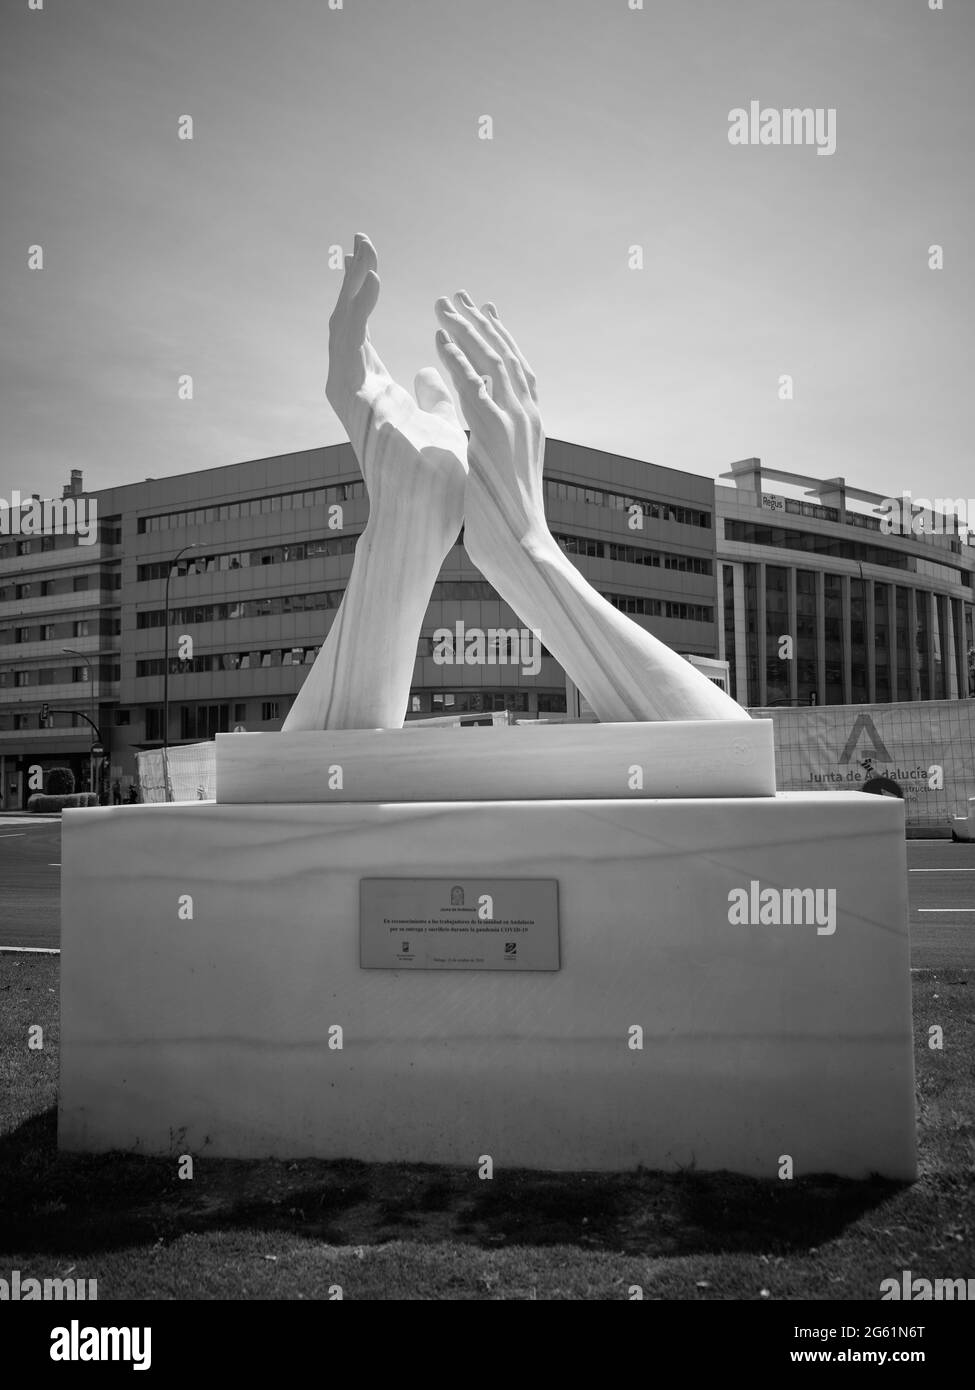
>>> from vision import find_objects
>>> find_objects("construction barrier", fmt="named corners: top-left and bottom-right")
top-left (748, 698), bottom-right (975, 831)
top-left (136, 743), bottom-right (215, 804)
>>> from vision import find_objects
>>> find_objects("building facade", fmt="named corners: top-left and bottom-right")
top-left (0, 440), bottom-right (720, 806)
top-left (717, 459), bottom-right (975, 707)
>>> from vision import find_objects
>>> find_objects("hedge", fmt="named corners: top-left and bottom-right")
top-left (28, 793), bottom-right (100, 813)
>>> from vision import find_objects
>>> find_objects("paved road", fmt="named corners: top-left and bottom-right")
top-left (0, 818), bottom-right (60, 950)
top-left (1, 819), bottom-right (974, 966)
top-left (905, 838), bottom-right (975, 970)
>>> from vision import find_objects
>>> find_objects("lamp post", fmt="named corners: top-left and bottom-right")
top-left (163, 543), bottom-right (198, 801)
top-left (62, 646), bottom-right (96, 796)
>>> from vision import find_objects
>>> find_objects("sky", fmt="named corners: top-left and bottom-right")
top-left (1, 0), bottom-right (972, 504)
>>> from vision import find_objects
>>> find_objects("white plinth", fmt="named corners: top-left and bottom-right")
top-left (59, 792), bottom-right (915, 1178)
top-left (214, 720), bottom-right (776, 803)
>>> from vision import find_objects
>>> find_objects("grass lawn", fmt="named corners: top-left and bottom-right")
top-left (0, 956), bottom-right (972, 1300)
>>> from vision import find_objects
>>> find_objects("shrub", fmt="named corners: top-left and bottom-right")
top-left (28, 793), bottom-right (99, 813)
top-left (46, 767), bottom-right (75, 795)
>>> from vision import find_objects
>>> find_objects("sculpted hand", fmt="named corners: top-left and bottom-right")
top-left (433, 292), bottom-right (545, 571)
top-left (282, 239), bottom-right (468, 731)
top-left (330, 236), bottom-right (468, 555)
top-left (433, 293), bottom-right (749, 723)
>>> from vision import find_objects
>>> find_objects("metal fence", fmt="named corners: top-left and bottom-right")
top-left (748, 698), bottom-right (975, 830)
top-left (136, 743), bottom-right (216, 803)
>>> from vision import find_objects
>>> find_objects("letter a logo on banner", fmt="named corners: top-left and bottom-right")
top-left (839, 712), bottom-right (893, 764)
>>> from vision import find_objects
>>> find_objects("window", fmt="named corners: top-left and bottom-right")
top-left (15, 584), bottom-right (32, 600)
top-left (72, 667), bottom-right (88, 683)
top-left (537, 693), bottom-right (568, 713)
top-left (42, 624), bottom-right (55, 640)
top-left (114, 710), bottom-right (131, 726)
top-left (261, 702), bottom-right (280, 721)
top-left (73, 575), bottom-right (89, 592)
top-left (16, 540), bottom-right (31, 556)
top-left (16, 627), bottom-right (30, 643)
top-left (145, 708), bottom-right (164, 740)
top-left (233, 703), bottom-right (247, 722)
top-left (74, 620), bottom-right (89, 637)
top-left (15, 671), bottom-right (30, 686)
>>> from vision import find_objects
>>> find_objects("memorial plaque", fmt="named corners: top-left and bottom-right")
top-left (360, 878), bottom-right (560, 971)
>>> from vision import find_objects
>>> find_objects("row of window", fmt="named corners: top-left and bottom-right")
top-left (0, 664), bottom-right (120, 687)
top-left (178, 702), bottom-right (279, 739)
top-left (136, 534), bottom-right (360, 581)
top-left (137, 530), bottom-right (713, 583)
top-left (136, 477), bottom-right (710, 534)
top-left (0, 618), bottom-right (117, 645)
top-left (135, 691), bottom-right (571, 738)
top-left (605, 593), bottom-right (714, 622)
top-left (555, 533), bottom-right (712, 573)
top-left (0, 572), bottom-right (120, 602)
top-left (0, 526), bottom-right (122, 561)
top-left (135, 632), bottom-right (554, 678)
top-left (137, 481), bottom-right (366, 533)
top-left (723, 519), bottom-right (972, 580)
top-left (133, 578), bottom-right (719, 632)
top-left (0, 710), bottom-right (92, 731)
top-left (136, 579), bottom-right (524, 627)
top-left (545, 479), bottom-right (711, 527)
top-left (137, 590), bottom-right (347, 627)
top-left (136, 647), bottom-right (321, 677)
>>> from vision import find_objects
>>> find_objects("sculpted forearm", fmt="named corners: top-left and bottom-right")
top-left (283, 519), bottom-right (446, 730)
top-left (475, 527), bottom-right (749, 722)
top-left (433, 293), bottom-right (750, 724)
top-left (284, 236), bottom-right (468, 731)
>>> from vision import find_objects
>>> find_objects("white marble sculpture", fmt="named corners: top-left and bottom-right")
top-left (283, 235), bottom-right (749, 730)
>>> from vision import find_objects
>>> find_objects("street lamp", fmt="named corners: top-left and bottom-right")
top-left (163, 543), bottom-right (198, 801)
top-left (62, 646), bottom-right (97, 796)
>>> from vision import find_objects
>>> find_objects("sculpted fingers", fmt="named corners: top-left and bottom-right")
top-left (331, 235), bottom-right (379, 338)
top-left (346, 268), bottom-right (380, 344)
top-left (435, 328), bottom-right (503, 427)
top-left (434, 294), bottom-right (515, 408)
top-left (453, 293), bottom-right (532, 405)
top-left (483, 303), bottom-right (538, 403)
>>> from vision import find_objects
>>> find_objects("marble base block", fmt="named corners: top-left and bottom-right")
top-left (214, 720), bottom-right (776, 804)
top-left (59, 792), bottom-right (916, 1178)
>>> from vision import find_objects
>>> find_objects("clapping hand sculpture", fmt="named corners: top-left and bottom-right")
top-left (285, 235), bottom-right (750, 729)
top-left (284, 236), bottom-right (468, 729)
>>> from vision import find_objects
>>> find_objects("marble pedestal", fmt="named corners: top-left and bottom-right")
top-left (59, 791), bottom-right (916, 1178)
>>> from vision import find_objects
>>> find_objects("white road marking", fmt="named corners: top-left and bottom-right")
top-left (49, 862), bottom-right (61, 867)
top-left (910, 868), bottom-right (975, 872)
top-left (917, 908), bottom-right (975, 913)
top-left (0, 945), bottom-right (60, 954)
top-left (0, 833), bottom-right (25, 838)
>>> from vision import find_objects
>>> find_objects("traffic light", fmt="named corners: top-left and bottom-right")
top-left (40, 703), bottom-right (49, 727)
